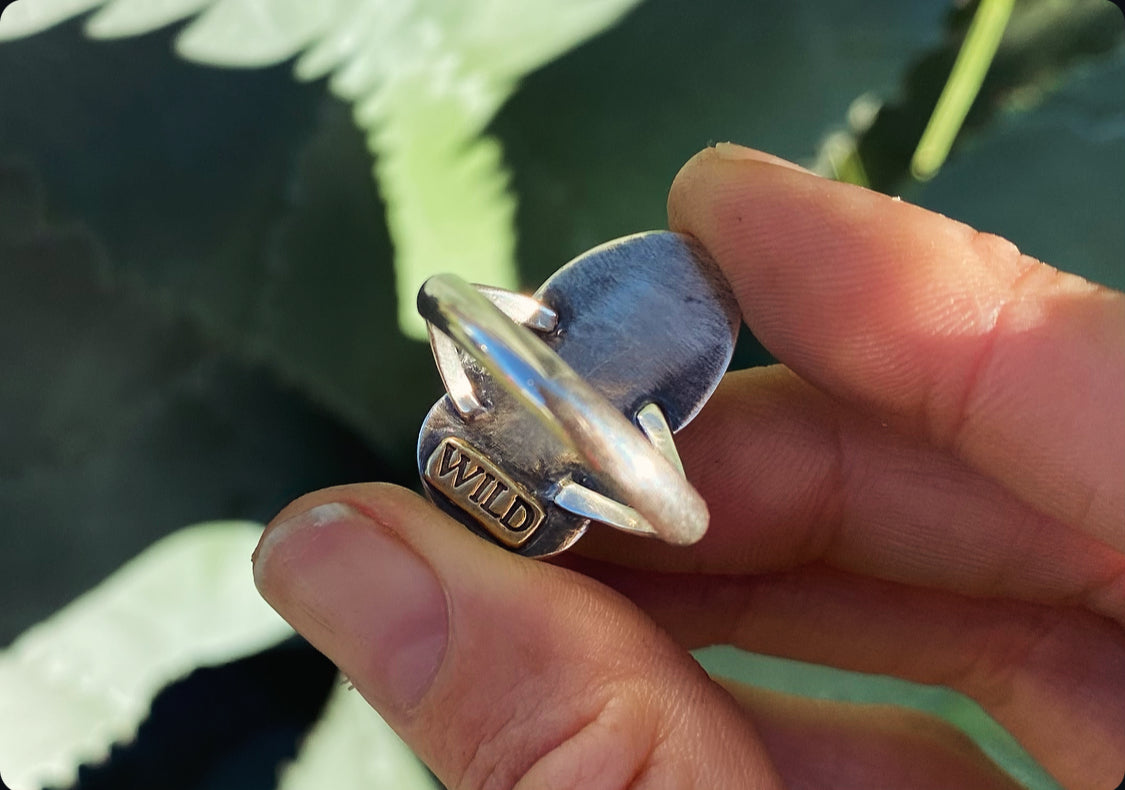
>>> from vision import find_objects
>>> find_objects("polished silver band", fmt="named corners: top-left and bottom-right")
top-left (417, 273), bottom-right (709, 546)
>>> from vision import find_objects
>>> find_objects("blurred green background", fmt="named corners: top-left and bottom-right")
top-left (1, 0), bottom-right (1122, 788)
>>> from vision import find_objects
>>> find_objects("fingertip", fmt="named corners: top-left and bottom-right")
top-left (264, 482), bottom-right (428, 533)
top-left (668, 143), bottom-right (818, 233)
top-left (252, 490), bottom-right (451, 713)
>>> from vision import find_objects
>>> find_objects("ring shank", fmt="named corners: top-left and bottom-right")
top-left (417, 273), bottom-right (709, 546)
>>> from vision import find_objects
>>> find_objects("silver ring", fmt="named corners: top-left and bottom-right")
top-left (417, 273), bottom-right (709, 547)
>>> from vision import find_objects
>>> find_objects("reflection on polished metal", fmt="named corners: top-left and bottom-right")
top-left (427, 287), bottom-right (560, 417)
top-left (416, 231), bottom-right (740, 557)
top-left (635, 402), bottom-right (685, 476)
top-left (553, 479), bottom-right (659, 538)
top-left (419, 274), bottom-right (705, 547)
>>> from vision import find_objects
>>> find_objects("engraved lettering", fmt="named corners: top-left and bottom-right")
top-left (500, 497), bottom-right (536, 532)
top-left (436, 442), bottom-right (488, 489)
top-left (424, 437), bottom-right (546, 548)
top-left (482, 481), bottom-right (510, 516)
top-left (467, 473), bottom-right (496, 503)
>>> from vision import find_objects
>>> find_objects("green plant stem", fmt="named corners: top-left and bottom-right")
top-left (912, 0), bottom-right (1015, 181)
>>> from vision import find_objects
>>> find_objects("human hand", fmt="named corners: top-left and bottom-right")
top-left (252, 144), bottom-right (1125, 790)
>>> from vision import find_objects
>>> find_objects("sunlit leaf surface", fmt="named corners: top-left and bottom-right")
top-left (278, 684), bottom-right (439, 790)
top-left (0, 0), bottom-right (644, 337)
top-left (0, 523), bottom-right (292, 790)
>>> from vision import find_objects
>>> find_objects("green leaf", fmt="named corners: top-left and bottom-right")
top-left (0, 0), bottom-right (645, 337)
top-left (0, 158), bottom-right (395, 642)
top-left (905, 42), bottom-right (1125, 290)
top-left (0, 0), bottom-right (103, 38)
top-left (818, 0), bottom-right (1125, 192)
top-left (0, 522), bottom-right (292, 790)
top-left (807, 0), bottom-right (1123, 287)
top-left (86, 0), bottom-right (211, 39)
top-left (278, 684), bottom-right (439, 790)
top-left (695, 647), bottom-right (1064, 790)
top-left (492, 0), bottom-right (952, 287)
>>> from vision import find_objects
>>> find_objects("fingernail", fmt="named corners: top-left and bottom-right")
top-left (712, 142), bottom-right (815, 174)
top-left (253, 502), bottom-right (448, 712)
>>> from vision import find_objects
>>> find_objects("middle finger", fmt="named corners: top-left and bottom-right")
top-left (581, 365), bottom-right (1125, 626)
top-left (577, 560), bottom-right (1125, 790)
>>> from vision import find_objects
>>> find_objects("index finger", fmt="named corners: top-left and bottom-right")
top-left (668, 144), bottom-right (1124, 549)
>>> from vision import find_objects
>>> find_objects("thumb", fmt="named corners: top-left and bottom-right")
top-left (252, 483), bottom-right (781, 790)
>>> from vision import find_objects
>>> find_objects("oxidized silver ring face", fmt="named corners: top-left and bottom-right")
top-left (416, 231), bottom-right (740, 557)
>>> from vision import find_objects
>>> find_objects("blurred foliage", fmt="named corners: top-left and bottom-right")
top-left (0, 149), bottom-right (395, 639)
top-left (0, 0), bottom-right (1122, 788)
top-left (0, 524), bottom-right (293, 790)
top-left (911, 0), bottom-right (1017, 180)
top-left (695, 646), bottom-right (1064, 790)
top-left (274, 685), bottom-right (436, 790)
top-left (0, 0), bottom-right (646, 338)
top-left (821, 0), bottom-right (1124, 192)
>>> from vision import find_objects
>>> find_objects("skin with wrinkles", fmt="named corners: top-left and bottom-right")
top-left (253, 145), bottom-right (1125, 790)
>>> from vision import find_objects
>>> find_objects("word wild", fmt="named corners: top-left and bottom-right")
top-left (424, 437), bottom-right (546, 547)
